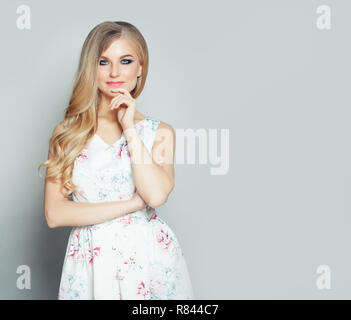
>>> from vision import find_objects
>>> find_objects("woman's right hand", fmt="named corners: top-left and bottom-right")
top-left (131, 190), bottom-right (147, 211)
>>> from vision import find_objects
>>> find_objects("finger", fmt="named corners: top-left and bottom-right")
top-left (116, 99), bottom-right (129, 109)
top-left (111, 88), bottom-right (128, 94)
top-left (111, 97), bottom-right (129, 110)
top-left (110, 96), bottom-right (123, 109)
top-left (111, 88), bottom-right (132, 99)
top-left (109, 93), bottom-right (123, 106)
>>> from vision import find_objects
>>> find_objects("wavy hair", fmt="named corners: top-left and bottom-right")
top-left (38, 21), bottom-right (149, 196)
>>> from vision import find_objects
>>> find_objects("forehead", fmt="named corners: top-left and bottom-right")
top-left (101, 38), bottom-right (138, 58)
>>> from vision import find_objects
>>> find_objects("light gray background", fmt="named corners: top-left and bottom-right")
top-left (1, 0), bottom-right (350, 299)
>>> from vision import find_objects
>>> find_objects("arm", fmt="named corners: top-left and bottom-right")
top-left (45, 191), bottom-right (144, 229)
top-left (122, 121), bottom-right (175, 208)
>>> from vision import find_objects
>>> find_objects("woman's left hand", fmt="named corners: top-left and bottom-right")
top-left (110, 88), bottom-right (136, 130)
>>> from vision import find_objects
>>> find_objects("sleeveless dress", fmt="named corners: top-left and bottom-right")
top-left (57, 117), bottom-right (194, 300)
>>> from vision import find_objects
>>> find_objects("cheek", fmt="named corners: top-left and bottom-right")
top-left (123, 65), bottom-right (140, 78)
top-left (97, 69), bottom-right (107, 81)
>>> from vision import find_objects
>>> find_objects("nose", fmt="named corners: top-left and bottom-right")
top-left (110, 62), bottom-right (120, 77)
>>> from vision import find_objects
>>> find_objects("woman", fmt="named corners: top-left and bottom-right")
top-left (38, 21), bottom-right (194, 300)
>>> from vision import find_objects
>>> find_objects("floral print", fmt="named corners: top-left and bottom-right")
top-left (58, 117), bottom-right (194, 300)
top-left (137, 281), bottom-right (150, 299)
top-left (156, 228), bottom-right (173, 250)
top-left (76, 148), bottom-right (89, 164)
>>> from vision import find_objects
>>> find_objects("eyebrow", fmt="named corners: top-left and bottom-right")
top-left (100, 54), bottom-right (134, 60)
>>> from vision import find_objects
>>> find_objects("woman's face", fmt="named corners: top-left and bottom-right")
top-left (97, 38), bottom-right (142, 97)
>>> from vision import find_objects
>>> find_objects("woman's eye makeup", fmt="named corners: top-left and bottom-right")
top-left (99, 59), bottom-right (133, 65)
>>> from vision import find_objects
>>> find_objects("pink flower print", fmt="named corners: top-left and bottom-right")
top-left (156, 228), bottom-right (172, 250)
top-left (68, 243), bottom-right (79, 259)
top-left (149, 212), bottom-right (157, 220)
top-left (68, 230), bottom-right (80, 258)
top-left (118, 145), bottom-right (123, 158)
top-left (136, 281), bottom-right (150, 299)
top-left (87, 247), bottom-right (101, 264)
top-left (118, 142), bottom-right (130, 158)
top-left (123, 256), bottom-right (136, 267)
top-left (111, 141), bottom-right (130, 159)
top-left (76, 148), bottom-right (88, 163)
top-left (118, 214), bottom-right (133, 225)
top-left (146, 206), bottom-right (158, 220)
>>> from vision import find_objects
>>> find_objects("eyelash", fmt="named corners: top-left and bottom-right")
top-left (99, 59), bottom-right (133, 65)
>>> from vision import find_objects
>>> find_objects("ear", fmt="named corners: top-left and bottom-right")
top-left (138, 65), bottom-right (142, 77)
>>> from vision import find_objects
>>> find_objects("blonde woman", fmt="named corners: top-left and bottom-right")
top-left (38, 21), bottom-right (194, 300)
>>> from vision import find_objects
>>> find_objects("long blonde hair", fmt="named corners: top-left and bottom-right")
top-left (38, 21), bottom-right (149, 196)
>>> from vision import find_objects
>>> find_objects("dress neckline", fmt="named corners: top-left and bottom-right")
top-left (94, 117), bottom-right (148, 148)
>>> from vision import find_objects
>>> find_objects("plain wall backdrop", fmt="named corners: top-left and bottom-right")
top-left (1, 0), bottom-right (351, 299)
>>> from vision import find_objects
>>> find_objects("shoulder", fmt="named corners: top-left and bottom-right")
top-left (157, 120), bottom-right (174, 135)
top-left (147, 117), bottom-right (174, 136)
top-left (151, 119), bottom-right (175, 149)
top-left (151, 120), bottom-right (176, 168)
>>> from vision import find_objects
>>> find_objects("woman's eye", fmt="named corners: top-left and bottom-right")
top-left (99, 59), bottom-right (133, 65)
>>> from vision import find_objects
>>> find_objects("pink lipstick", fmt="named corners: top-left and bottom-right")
top-left (106, 81), bottom-right (125, 87)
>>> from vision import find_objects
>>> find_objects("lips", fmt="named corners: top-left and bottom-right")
top-left (107, 81), bottom-right (125, 87)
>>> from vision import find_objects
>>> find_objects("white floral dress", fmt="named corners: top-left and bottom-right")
top-left (58, 117), bottom-right (194, 300)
